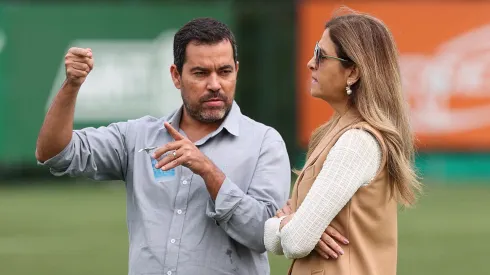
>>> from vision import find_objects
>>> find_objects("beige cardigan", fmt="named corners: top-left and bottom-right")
top-left (288, 110), bottom-right (397, 275)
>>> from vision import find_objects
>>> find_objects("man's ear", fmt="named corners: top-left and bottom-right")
top-left (170, 64), bottom-right (181, 89)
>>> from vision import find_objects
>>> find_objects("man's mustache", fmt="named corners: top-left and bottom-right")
top-left (200, 92), bottom-right (228, 103)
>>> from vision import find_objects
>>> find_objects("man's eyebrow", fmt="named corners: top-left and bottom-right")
top-left (190, 66), bottom-right (210, 72)
top-left (190, 65), bottom-right (234, 72)
top-left (219, 65), bottom-right (234, 70)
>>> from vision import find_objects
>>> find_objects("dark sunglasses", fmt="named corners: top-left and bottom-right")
top-left (314, 42), bottom-right (348, 68)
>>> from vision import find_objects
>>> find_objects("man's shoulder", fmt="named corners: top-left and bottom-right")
top-left (126, 114), bottom-right (172, 129)
top-left (127, 115), bottom-right (164, 125)
top-left (238, 113), bottom-right (284, 143)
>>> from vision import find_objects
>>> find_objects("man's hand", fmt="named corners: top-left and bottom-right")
top-left (315, 226), bottom-right (349, 260)
top-left (152, 122), bottom-right (225, 199)
top-left (64, 47), bottom-right (94, 87)
top-left (153, 122), bottom-right (218, 175)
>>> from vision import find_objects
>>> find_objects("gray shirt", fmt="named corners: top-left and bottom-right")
top-left (39, 101), bottom-right (291, 275)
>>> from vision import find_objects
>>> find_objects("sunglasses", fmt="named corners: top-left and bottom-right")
top-left (314, 42), bottom-right (348, 68)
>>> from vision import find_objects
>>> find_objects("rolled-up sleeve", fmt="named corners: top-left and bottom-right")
top-left (206, 129), bottom-right (291, 253)
top-left (37, 122), bottom-right (129, 181)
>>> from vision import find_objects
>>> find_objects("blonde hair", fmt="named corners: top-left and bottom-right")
top-left (302, 9), bottom-right (422, 206)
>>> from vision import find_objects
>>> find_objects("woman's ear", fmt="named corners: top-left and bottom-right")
top-left (346, 65), bottom-right (360, 86)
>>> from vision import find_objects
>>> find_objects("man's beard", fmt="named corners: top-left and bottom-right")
top-left (182, 91), bottom-right (232, 123)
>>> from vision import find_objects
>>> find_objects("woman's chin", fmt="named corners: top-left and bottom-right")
top-left (310, 89), bottom-right (322, 98)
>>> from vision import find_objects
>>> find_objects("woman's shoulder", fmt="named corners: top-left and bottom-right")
top-left (336, 128), bottom-right (381, 150)
top-left (327, 129), bottom-right (383, 183)
top-left (329, 128), bottom-right (383, 163)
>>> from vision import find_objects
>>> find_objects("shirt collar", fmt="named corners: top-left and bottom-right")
top-left (220, 101), bottom-right (240, 137)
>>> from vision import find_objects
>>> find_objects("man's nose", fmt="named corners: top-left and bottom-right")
top-left (206, 73), bottom-right (222, 91)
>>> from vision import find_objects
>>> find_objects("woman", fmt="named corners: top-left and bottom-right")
top-left (264, 9), bottom-right (422, 275)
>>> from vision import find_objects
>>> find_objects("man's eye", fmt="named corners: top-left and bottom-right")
top-left (194, 72), bottom-right (205, 76)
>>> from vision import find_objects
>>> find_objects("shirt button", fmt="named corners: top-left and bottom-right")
top-left (177, 209), bottom-right (183, 215)
top-left (182, 180), bottom-right (188, 185)
top-left (167, 271), bottom-right (172, 275)
top-left (171, 239), bottom-right (176, 244)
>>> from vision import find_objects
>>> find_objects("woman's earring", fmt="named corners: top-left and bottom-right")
top-left (346, 83), bottom-right (352, 95)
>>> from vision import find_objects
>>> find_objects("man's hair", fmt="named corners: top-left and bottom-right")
top-left (173, 17), bottom-right (238, 74)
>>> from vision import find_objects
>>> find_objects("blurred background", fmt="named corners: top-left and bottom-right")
top-left (1, 0), bottom-right (489, 274)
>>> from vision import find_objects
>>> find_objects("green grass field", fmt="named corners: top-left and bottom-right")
top-left (1, 181), bottom-right (488, 275)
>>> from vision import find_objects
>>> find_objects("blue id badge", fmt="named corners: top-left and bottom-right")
top-left (150, 156), bottom-right (176, 181)
top-left (139, 147), bottom-right (176, 182)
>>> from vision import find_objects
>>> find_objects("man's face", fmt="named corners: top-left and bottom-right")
top-left (171, 39), bottom-right (238, 123)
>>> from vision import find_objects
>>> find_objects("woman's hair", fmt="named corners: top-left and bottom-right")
top-left (302, 8), bottom-right (422, 206)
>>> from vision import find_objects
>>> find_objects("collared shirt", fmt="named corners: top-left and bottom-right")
top-left (39, 101), bottom-right (291, 275)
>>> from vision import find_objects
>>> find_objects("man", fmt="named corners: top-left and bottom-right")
top-left (36, 18), bottom-right (290, 275)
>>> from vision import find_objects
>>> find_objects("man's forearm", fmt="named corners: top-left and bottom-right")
top-left (206, 177), bottom-right (277, 253)
top-left (201, 162), bottom-right (226, 200)
top-left (36, 80), bottom-right (80, 162)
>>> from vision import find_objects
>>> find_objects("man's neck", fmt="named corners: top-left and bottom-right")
top-left (179, 111), bottom-right (222, 143)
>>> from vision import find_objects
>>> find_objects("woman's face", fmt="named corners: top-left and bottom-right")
top-left (307, 28), bottom-right (352, 103)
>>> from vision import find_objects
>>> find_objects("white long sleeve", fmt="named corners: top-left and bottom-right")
top-left (264, 216), bottom-right (286, 255)
top-left (264, 129), bottom-right (382, 258)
